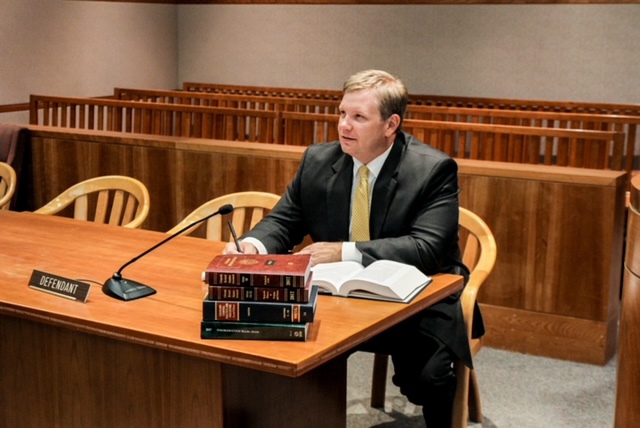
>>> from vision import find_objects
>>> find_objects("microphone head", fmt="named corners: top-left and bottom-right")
top-left (219, 204), bottom-right (234, 215)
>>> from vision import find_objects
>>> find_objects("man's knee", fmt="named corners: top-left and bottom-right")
top-left (390, 338), bottom-right (457, 406)
top-left (421, 350), bottom-right (456, 390)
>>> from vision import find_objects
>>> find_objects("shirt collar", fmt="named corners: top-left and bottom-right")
top-left (352, 144), bottom-right (393, 179)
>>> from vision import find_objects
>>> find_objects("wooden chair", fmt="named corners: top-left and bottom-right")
top-left (34, 175), bottom-right (150, 229)
top-left (0, 162), bottom-right (17, 210)
top-left (369, 206), bottom-right (497, 428)
top-left (167, 191), bottom-right (281, 240)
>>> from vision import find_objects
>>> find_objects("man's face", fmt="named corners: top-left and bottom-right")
top-left (338, 89), bottom-right (396, 164)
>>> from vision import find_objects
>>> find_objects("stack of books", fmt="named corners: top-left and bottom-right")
top-left (200, 253), bottom-right (316, 342)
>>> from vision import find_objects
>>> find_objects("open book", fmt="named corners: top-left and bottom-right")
top-left (311, 259), bottom-right (432, 303)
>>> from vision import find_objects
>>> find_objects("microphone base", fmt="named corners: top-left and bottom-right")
top-left (103, 277), bottom-right (156, 301)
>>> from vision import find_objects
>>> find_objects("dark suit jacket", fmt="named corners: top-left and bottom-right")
top-left (244, 132), bottom-right (483, 367)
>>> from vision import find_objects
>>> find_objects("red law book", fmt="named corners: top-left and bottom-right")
top-left (203, 254), bottom-right (312, 288)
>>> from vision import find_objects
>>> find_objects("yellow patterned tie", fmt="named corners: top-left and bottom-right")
top-left (351, 165), bottom-right (370, 241)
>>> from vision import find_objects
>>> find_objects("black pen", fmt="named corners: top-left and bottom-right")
top-left (227, 220), bottom-right (243, 253)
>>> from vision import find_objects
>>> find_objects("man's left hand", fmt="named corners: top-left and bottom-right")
top-left (295, 242), bottom-right (342, 266)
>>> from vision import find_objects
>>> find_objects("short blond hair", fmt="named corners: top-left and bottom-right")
top-left (343, 70), bottom-right (408, 126)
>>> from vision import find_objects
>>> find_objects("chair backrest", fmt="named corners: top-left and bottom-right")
top-left (450, 207), bottom-right (497, 427)
top-left (167, 191), bottom-right (281, 240)
top-left (0, 161), bottom-right (17, 210)
top-left (458, 207), bottom-right (498, 337)
top-left (34, 175), bottom-right (150, 229)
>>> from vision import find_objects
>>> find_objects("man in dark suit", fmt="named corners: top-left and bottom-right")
top-left (224, 69), bottom-right (480, 427)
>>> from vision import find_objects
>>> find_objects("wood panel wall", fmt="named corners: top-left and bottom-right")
top-left (614, 174), bottom-right (640, 426)
top-left (22, 127), bottom-right (301, 233)
top-left (459, 161), bottom-right (626, 364)
top-left (19, 125), bottom-right (626, 364)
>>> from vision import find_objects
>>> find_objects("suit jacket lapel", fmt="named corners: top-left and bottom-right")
top-left (326, 154), bottom-right (353, 240)
top-left (370, 137), bottom-right (405, 239)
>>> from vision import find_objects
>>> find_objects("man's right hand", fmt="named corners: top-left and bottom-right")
top-left (223, 241), bottom-right (259, 255)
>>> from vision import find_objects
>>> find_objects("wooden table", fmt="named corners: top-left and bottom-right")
top-left (0, 210), bottom-right (463, 428)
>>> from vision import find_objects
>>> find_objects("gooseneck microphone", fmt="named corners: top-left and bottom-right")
top-left (103, 203), bottom-right (235, 301)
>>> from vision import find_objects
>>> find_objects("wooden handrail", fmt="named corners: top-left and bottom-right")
top-left (183, 81), bottom-right (640, 114)
top-left (115, 87), bottom-right (341, 114)
top-left (182, 81), bottom-right (342, 100)
top-left (0, 102), bottom-right (29, 114)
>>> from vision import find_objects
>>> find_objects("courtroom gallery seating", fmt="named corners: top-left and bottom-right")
top-left (0, 161), bottom-right (17, 210)
top-left (369, 207), bottom-right (497, 428)
top-left (27, 88), bottom-right (638, 177)
top-left (34, 175), bottom-right (150, 229)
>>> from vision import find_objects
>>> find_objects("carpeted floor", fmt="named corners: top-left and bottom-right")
top-left (346, 348), bottom-right (617, 428)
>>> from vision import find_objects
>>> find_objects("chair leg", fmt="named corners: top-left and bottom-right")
top-left (370, 353), bottom-right (389, 408)
top-left (451, 361), bottom-right (470, 428)
top-left (467, 369), bottom-right (483, 423)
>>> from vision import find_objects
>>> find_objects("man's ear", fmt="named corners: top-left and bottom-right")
top-left (386, 114), bottom-right (401, 135)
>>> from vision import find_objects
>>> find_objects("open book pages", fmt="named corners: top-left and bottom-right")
top-left (311, 259), bottom-right (431, 303)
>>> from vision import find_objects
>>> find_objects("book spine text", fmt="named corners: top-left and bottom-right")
top-left (202, 300), bottom-right (315, 323)
top-left (207, 285), bottom-right (311, 303)
top-left (205, 272), bottom-right (307, 288)
top-left (200, 321), bottom-right (309, 341)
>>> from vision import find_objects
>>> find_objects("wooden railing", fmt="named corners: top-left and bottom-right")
top-left (29, 94), bottom-right (627, 174)
top-left (29, 95), bottom-right (279, 143)
top-left (115, 87), bottom-right (341, 114)
top-left (403, 118), bottom-right (626, 170)
top-left (0, 102), bottom-right (29, 114)
top-left (405, 104), bottom-right (639, 173)
top-left (121, 86), bottom-right (640, 173)
top-left (183, 81), bottom-right (640, 113)
top-left (280, 111), bottom-right (625, 171)
top-left (183, 83), bottom-right (640, 164)
top-left (182, 81), bottom-right (342, 100)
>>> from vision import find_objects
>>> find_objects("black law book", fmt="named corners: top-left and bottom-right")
top-left (200, 320), bottom-right (310, 342)
top-left (202, 286), bottom-right (318, 324)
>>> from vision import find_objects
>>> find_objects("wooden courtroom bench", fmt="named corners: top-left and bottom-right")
top-left (182, 81), bottom-right (640, 117)
top-left (280, 112), bottom-right (626, 172)
top-left (119, 88), bottom-right (640, 172)
top-left (405, 105), bottom-right (640, 175)
top-left (27, 93), bottom-right (628, 175)
top-left (29, 94), bottom-right (280, 143)
top-left (17, 125), bottom-right (626, 366)
top-left (182, 83), bottom-right (640, 155)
